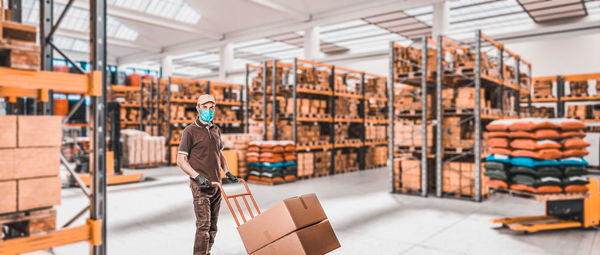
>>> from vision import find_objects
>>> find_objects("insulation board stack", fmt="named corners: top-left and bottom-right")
top-left (485, 118), bottom-right (591, 194)
top-left (0, 116), bottom-right (61, 216)
top-left (121, 129), bottom-right (166, 167)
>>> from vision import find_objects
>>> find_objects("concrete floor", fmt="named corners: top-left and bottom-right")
top-left (52, 166), bottom-right (600, 255)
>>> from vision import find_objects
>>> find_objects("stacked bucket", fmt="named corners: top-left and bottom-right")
top-left (485, 118), bottom-right (590, 193)
top-left (246, 141), bottom-right (297, 183)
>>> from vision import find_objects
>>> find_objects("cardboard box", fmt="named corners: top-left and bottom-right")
top-left (17, 116), bottom-right (62, 147)
top-left (252, 220), bottom-right (340, 255)
top-left (0, 180), bottom-right (17, 214)
top-left (0, 115), bottom-right (17, 148)
top-left (0, 149), bottom-right (16, 180)
top-left (237, 194), bottom-right (327, 254)
top-left (15, 147), bottom-right (60, 179)
top-left (18, 176), bottom-right (61, 211)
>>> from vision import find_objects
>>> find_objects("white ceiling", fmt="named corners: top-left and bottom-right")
top-left (18, 0), bottom-right (600, 76)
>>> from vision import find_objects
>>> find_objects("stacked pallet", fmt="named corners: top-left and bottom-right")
top-left (298, 69), bottom-right (330, 89)
top-left (297, 125), bottom-right (327, 144)
top-left (393, 158), bottom-right (421, 193)
top-left (533, 80), bottom-right (553, 98)
top-left (297, 152), bottom-right (314, 177)
top-left (0, 116), bottom-right (62, 237)
top-left (395, 86), bottom-right (431, 113)
top-left (246, 141), bottom-right (296, 184)
top-left (121, 129), bottom-right (166, 168)
top-left (484, 118), bottom-right (590, 194)
top-left (0, 19), bottom-right (40, 70)
top-left (221, 134), bottom-right (255, 179)
top-left (334, 97), bottom-right (359, 118)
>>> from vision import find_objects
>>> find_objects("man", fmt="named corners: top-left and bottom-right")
top-left (177, 94), bottom-right (239, 255)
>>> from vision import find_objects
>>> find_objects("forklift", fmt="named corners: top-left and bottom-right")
top-left (492, 178), bottom-right (600, 233)
top-left (73, 102), bottom-right (145, 186)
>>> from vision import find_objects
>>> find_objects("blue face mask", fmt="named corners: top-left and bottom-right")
top-left (200, 109), bottom-right (214, 122)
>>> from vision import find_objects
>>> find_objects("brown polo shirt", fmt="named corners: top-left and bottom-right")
top-left (178, 118), bottom-right (223, 183)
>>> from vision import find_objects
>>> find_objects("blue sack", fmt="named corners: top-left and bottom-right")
top-left (486, 154), bottom-right (511, 164)
top-left (559, 157), bottom-right (588, 166)
top-left (509, 157), bottom-right (536, 168)
top-left (534, 159), bottom-right (559, 167)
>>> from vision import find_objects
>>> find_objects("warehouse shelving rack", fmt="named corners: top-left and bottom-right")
top-left (332, 66), bottom-right (364, 174)
top-left (389, 37), bottom-right (434, 197)
top-left (0, 0), bottom-right (106, 253)
top-left (109, 77), bottom-right (161, 134)
top-left (363, 73), bottom-right (389, 169)
top-left (163, 77), bottom-right (245, 164)
top-left (433, 31), bottom-right (531, 202)
top-left (245, 64), bottom-right (265, 137)
top-left (266, 60), bottom-right (294, 141)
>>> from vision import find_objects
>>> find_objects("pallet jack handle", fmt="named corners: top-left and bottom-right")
top-left (213, 179), bottom-right (261, 227)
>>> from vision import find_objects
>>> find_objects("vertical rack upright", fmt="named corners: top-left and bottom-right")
top-left (389, 37), bottom-right (432, 197)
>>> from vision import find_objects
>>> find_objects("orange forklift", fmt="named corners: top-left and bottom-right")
top-left (492, 178), bottom-right (600, 233)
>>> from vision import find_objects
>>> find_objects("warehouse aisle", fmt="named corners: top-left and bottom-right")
top-left (53, 167), bottom-right (600, 255)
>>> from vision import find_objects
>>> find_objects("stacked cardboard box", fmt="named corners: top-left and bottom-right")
top-left (567, 80), bottom-right (589, 96)
top-left (237, 194), bottom-right (340, 255)
top-left (314, 151), bottom-right (331, 176)
top-left (394, 46), bottom-right (437, 74)
top-left (334, 151), bottom-right (358, 172)
top-left (567, 105), bottom-right (592, 120)
top-left (297, 125), bottom-right (322, 144)
top-left (393, 120), bottom-right (433, 147)
top-left (365, 146), bottom-right (387, 168)
top-left (393, 158), bottom-right (420, 192)
top-left (0, 116), bottom-right (62, 215)
top-left (365, 77), bottom-right (386, 97)
top-left (222, 134), bottom-right (254, 179)
top-left (297, 152), bottom-right (314, 177)
top-left (454, 87), bottom-right (486, 110)
top-left (394, 86), bottom-right (432, 113)
top-left (298, 69), bottom-right (331, 90)
top-left (531, 106), bottom-right (555, 118)
top-left (298, 98), bottom-right (328, 115)
top-left (533, 80), bottom-right (553, 98)
top-left (442, 162), bottom-right (488, 197)
top-left (121, 129), bottom-right (166, 167)
top-left (334, 97), bottom-right (359, 117)
top-left (365, 125), bottom-right (386, 140)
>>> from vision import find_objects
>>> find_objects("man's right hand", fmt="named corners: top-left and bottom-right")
top-left (194, 175), bottom-right (211, 189)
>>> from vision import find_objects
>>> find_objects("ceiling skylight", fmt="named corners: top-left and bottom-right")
top-left (107, 0), bottom-right (202, 24)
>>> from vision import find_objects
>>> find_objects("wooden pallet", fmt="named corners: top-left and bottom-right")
top-left (0, 208), bottom-right (56, 240)
top-left (247, 179), bottom-right (289, 186)
top-left (124, 163), bottom-right (165, 169)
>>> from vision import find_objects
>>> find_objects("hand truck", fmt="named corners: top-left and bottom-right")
top-left (213, 179), bottom-right (262, 227)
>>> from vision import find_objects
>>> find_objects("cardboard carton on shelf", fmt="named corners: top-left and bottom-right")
top-left (17, 115), bottom-right (62, 147)
top-left (0, 115), bottom-right (17, 148)
top-left (0, 180), bottom-right (17, 214)
top-left (14, 147), bottom-right (61, 179)
top-left (18, 176), bottom-right (61, 211)
top-left (237, 193), bottom-right (337, 254)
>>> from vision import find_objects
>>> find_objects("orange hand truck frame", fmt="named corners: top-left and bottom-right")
top-left (213, 179), bottom-right (261, 227)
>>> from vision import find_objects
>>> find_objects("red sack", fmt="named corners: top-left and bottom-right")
top-left (534, 140), bottom-right (561, 150)
top-left (511, 150), bottom-right (538, 158)
top-left (564, 185), bottom-right (588, 193)
top-left (534, 186), bottom-right (562, 194)
top-left (488, 132), bottom-right (509, 138)
top-left (532, 121), bottom-right (559, 130)
top-left (486, 120), bottom-right (511, 131)
top-left (562, 149), bottom-right (589, 157)
top-left (507, 131), bottom-right (535, 139)
top-left (489, 148), bottom-right (512, 155)
top-left (510, 184), bottom-right (536, 193)
top-left (508, 120), bottom-right (535, 132)
top-left (562, 138), bottom-right (590, 149)
top-left (488, 138), bottom-right (509, 148)
top-left (559, 119), bottom-right (586, 131)
top-left (486, 179), bottom-right (508, 190)
top-left (537, 149), bottom-right (562, 159)
top-left (560, 131), bottom-right (586, 139)
top-left (534, 129), bottom-right (560, 140)
top-left (510, 139), bottom-right (536, 150)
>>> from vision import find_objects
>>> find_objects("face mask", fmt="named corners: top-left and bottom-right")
top-left (200, 109), bottom-right (214, 122)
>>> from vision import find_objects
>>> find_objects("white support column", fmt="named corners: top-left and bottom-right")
top-left (160, 55), bottom-right (173, 77)
top-left (432, 1), bottom-right (449, 39)
top-left (219, 43), bottom-right (234, 82)
top-left (304, 26), bottom-right (320, 60)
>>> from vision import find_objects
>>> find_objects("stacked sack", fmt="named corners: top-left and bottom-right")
top-left (484, 118), bottom-right (590, 193)
top-left (246, 141), bottom-right (297, 183)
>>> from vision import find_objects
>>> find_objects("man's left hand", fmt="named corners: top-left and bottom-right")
top-left (226, 172), bottom-right (239, 182)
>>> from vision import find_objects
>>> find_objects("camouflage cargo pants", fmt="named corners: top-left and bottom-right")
top-left (190, 179), bottom-right (222, 255)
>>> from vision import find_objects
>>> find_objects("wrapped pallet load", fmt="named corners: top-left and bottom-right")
top-left (246, 140), bottom-right (297, 184)
top-left (484, 118), bottom-right (590, 194)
